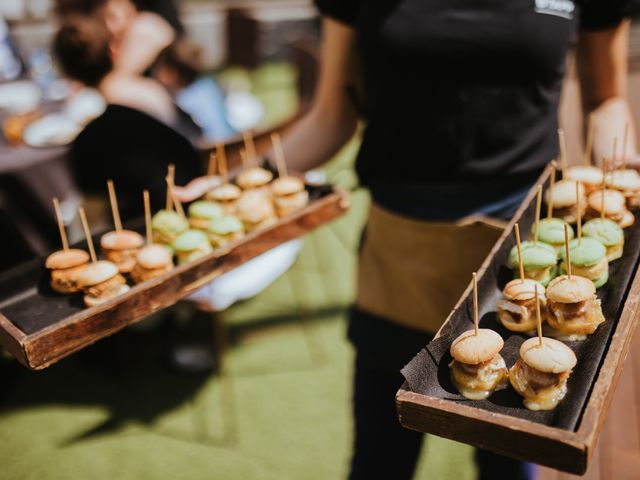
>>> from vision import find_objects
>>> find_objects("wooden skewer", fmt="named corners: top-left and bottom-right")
top-left (583, 114), bottom-right (594, 166)
top-left (533, 185), bottom-right (542, 243)
top-left (547, 161), bottom-right (556, 219)
top-left (564, 223), bottom-right (572, 278)
top-left (216, 143), bottom-right (228, 184)
top-left (515, 223), bottom-right (525, 282)
top-left (79, 207), bottom-right (97, 263)
top-left (207, 152), bottom-right (217, 177)
top-left (271, 133), bottom-right (288, 178)
top-left (612, 137), bottom-right (618, 171)
top-left (166, 164), bottom-right (175, 211)
top-left (472, 272), bottom-right (479, 336)
top-left (240, 149), bottom-right (248, 170)
top-left (622, 123), bottom-right (629, 171)
top-left (166, 175), bottom-right (185, 219)
top-left (243, 130), bottom-right (257, 165)
top-left (576, 182), bottom-right (582, 244)
top-left (143, 190), bottom-right (152, 245)
top-left (601, 159), bottom-right (607, 220)
top-left (535, 284), bottom-right (543, 347)
top-left (558, 129), bottom-right (568, 178)
top-left (52, 197), bottom-right (69, 251)
top-left (107, 180), bottom-right (122, 231)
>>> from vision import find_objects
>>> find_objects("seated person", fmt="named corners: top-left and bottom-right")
top-left (154, 39), bottom-right (236, 143)
top-left (53, 16), bottom-right (203, 220)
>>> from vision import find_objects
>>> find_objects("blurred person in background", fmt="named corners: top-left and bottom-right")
top-left (54, 16), bottom-right (201, 220)
top-left (178, 1), bottom-right (640, 479)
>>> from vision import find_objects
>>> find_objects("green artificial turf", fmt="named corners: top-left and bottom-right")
top-left (0, 63), bottom-right (476, 480)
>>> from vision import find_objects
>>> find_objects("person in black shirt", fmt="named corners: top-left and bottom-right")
top-left (177, 1), bottom-right (640, 479)
top-left (54, 16), bottom-right (202, 220)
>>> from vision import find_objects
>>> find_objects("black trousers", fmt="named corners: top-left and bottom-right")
top-left (347, 309), bottom-right (532, 480)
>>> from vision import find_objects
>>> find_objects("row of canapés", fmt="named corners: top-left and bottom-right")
top-left (43, 136), bottom-right (309, 308)
top-left (447, 159), bottom-right (640, 412)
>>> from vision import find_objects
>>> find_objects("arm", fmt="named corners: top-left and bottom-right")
top-left (576, 20), bottom-right (638, 165)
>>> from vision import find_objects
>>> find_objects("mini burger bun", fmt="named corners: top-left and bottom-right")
top-left (100, 230), bottom-right (144, 250)
top-left (546, 275), bottom-right (595, 303)
top-left (547, 180), bottom-right (585, 208)
top-left (45, 249), bottom-right (90, 270)
top-left (565, 166), bottom-right (604, 185)
top-left (84, 284), bottom-right (130, 307)
top-left (136, 244), bottom-right (173, 269)
top-left (76, 260), bottom-right (119, 288)
top-left (520, 337), bottom-right (577, 373)
top-left (620, 209), bottom-right (635, 228)
top-left (209, 183), bottom-right (242, 202)
top-left (502, 278), bottom-right (545, 301)
top-left (237, 167), bottom-right (273, 189)
top-left (450, 329), bottom-right (504, 365)
top-left (271, 176), bottom-right (305, 197)
top-left (587, 189), bottom-right (627, 216)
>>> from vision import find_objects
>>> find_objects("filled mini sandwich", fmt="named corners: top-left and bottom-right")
top-left (188, 200), bottom-right (223, 230)
top-left (564, 165), bottom-right (604, 194)
top-left (534, 218), bottom-right (573, 253)
top-left (586, 189), bottom-right (634, 228)
top-left (545, 180), bottom-right (586, 224)
top-left (237, 166), bottom-right (273, 191)
top-left (236, 191), bottom-right (277, 231)
top-left (508, 241), bottom-right (557, 286)
top-left (449, 329), bottom-right (509, 400)
top-left (152, 209), bottom-right (189, 245)
top-left (509, 337), bottom-right (577, 411)
top-left (131, 244), bottom-right (174, 284)
top-left (582, 218), bottom-right (624, 262)
top-left (271, 176), bottom-right (309, 217)
top-left (545, 275), bottom-right (605, 340)
top-left (206, 183), bottom-right (242, 215)
top-left (76, 260), bottom-right (129, 307)
top-left (172, 230), bottom-right (213, 265)
top-left (45, 248), bottom-right (90, 294)
top-left (496, 279), bottom-right (546, 334)
top-left (606, 170), bottom-right (640, 211)
top-left (100, 229), bottom-right (144, 273)
top-left (559, 237), bottom-right (608, 287)
top-left (207, 215), bottom-right (245, 248)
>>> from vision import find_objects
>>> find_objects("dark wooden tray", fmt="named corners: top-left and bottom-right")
top-left (395, 165), bottom-right (640, 474)
top-left (0, 184), bottom-right (349, 370)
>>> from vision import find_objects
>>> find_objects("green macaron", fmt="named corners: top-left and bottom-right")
top-left (152, 210), bottom-right (189, 235)
top-left (559, 238), bottom-right (606, 267)
top-left (188, 201), bottom-right (223, 220)
top-left (172, 229), bottom-right (210, 252)
top-left (582, 218), bottom-right (624, 247)
top-left (208, 215), bottom-right (244, 235)
top-left (535, 218), bottom-right (574, 247)
top-left (508, 241), bottom-right (558, 286)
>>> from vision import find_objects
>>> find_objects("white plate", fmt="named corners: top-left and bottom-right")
top-left (63, 88), bottom-right (105, 125)
top-left (0, 80), bottom-right (41, 114)
top-left (23, 113), bottom-right (81, 147)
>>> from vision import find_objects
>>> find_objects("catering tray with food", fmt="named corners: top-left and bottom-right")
top-left (0, 136), bottom-right (350, 370)
top-left (395, 158), bottom-right (640, 474)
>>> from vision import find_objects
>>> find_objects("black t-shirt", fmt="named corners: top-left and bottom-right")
top-left (70, 104), bottom-right (203, 221)
top-left (315, 0), bottom-right (639, 219)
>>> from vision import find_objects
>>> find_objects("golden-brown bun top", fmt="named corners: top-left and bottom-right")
top-left (210, 183), bottom-right (242, 201)
top-left (605, 169), bottom-right (640, 190)
top-left (136, 244), bottom-right (173, 269)
top-left (236, 192), bottom-right (274, 220)
top-left (76, 260), bottom-right (119, 287)
top-left (565, 166), bottom-right (604, 185)
top-left (546, 274), bottom-right (595, 303)
top-left (271, 176), bottom-right (305, 197)
top-left (45, 248), bottom-right (90, 270)
top-left (503, 278), bottom-right (546, 301)
top-left (520, 337), bottom-right (577, 373)
top-left (450, 329), bottom-right (504, 365)
top-left (237, 167), bottom-right (273, 189)
top-left (100, 230), bottom-right (144, 250)
top-left (547, 180), bottom-right (585, 208)
top-left (587, 189), bottom-right (627, 215)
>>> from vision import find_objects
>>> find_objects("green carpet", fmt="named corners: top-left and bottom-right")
top-left (0, 63), bottom-right (476, 480)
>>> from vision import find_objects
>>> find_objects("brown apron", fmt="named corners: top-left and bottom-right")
top-left (356, 203), bottom-right (506, 334)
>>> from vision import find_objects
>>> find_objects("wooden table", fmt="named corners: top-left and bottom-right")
top-left (537, 326), bottom-right (640, 480)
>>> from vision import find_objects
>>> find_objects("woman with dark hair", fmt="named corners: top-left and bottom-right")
top-left (54, 16), bottom-right (202, 220)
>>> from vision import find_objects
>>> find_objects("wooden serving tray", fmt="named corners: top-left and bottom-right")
top-left (0, 185), bottom-right (349, 370)
top-left (395, 165), bottom-right (640, 474)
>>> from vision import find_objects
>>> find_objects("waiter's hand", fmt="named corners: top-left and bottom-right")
top-left (174, 175), bottom-right (222, 202)
top-left (591, 97), bottom-right (639, 168)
